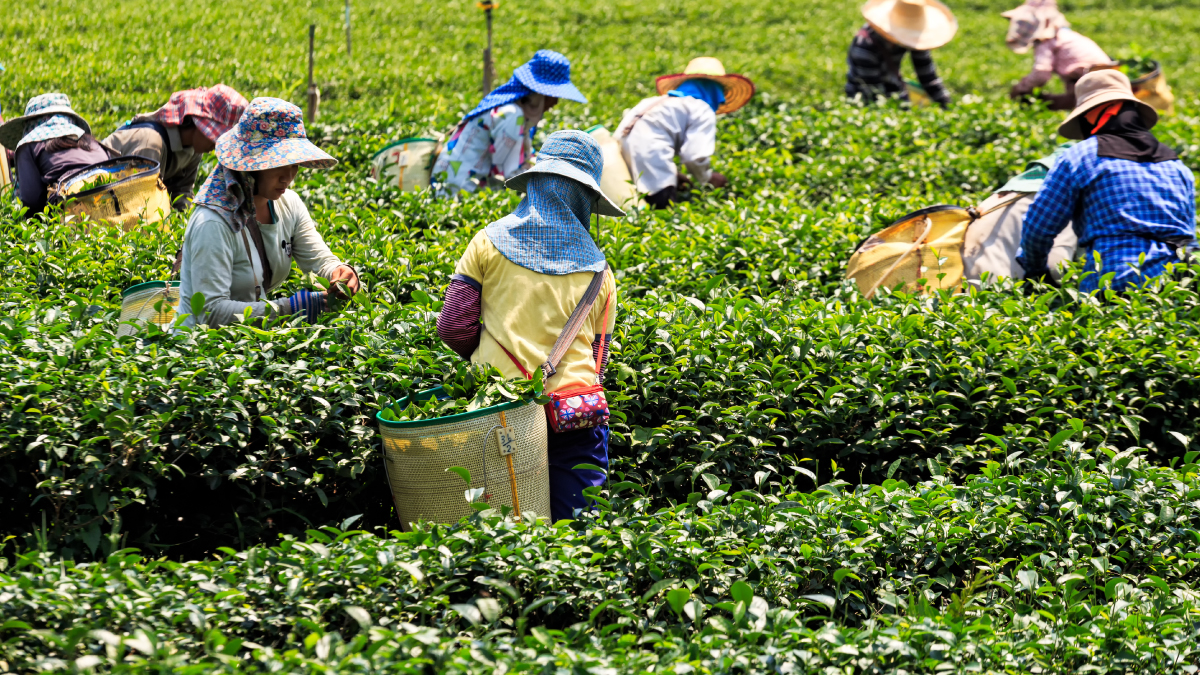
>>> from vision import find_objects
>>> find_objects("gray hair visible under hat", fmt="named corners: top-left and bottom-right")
top-left (505, 130), bottom-right (625, 217)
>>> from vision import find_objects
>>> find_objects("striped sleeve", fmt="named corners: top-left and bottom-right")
top-left (910, 50), bottom-right (951, 105)
top-left (436, 276), bottom-right (483, 361)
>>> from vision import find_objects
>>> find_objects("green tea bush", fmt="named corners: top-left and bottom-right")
top-left (2, 448), bottom-right (1197, 673)
top-left (4, 0), bottom-right (1200, 671)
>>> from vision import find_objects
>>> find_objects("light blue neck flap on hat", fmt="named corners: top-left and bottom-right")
top-left (17, 114), bottom-right (86, 149)
top-left (669, 79), bottom-right (726, 113)
top-left (485, 173), bottom-right (605, 276)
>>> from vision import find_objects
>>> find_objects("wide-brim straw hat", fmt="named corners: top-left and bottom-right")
top-left (655, 57), bottom-right (755, 115)
top-left (863, 0), bottom-right (958, 51)
top-left (0, 92), bottom-right (93, 150)
top-left (1059, 69), bottom-right (1158, 140)
top-left (214, 97), bottom-right (337, 172)
top-left (505, 130), bottom-right (625, 217)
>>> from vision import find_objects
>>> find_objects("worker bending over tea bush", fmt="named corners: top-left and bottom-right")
top-left (617, 57), bottom-right (754, 209)
top-left (962, 144), bottom-right (1078, 282)
top-left (433, 50), bottom-right (586, 197)
top-left (437, 131), bottom-right (622, 521)
top-left (178, 98), bottom-right (359, 327)
top-left (105, 85), bottom-right (249, 210)
top-left (1002, 0), bottom-right (1110, 111)
top-left (1018, 71), bottom-right (1195, 292)
top-left (0, 94), bottom-right (109, 216)
top-left (845, 0), bottom-right (956, 108)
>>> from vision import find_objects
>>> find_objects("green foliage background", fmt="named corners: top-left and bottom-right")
top-left (2, 0), bottom-right (1200, 673)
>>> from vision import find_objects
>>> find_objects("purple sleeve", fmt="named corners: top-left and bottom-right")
top-left (15, 145), bottom-right (49, 215)
top-left (437, 276), bottom-right (482, 361)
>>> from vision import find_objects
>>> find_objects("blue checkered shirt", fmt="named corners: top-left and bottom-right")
top-left (1017, 137), bottom-right (1195, 292)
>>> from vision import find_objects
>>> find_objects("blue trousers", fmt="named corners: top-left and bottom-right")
top-left (548, 425), bottom-right (609, 522)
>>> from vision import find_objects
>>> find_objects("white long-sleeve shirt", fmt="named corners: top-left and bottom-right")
top-left (618, 96), bottom-right (716, 195)
top-left (178, 189), bottom-right (343, 327)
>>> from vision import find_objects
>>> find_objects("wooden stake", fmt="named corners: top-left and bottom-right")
top-left (344, 0), bottom-right (352, 58)
top-left (306, 24), bottom-right (320, 124)
top-left (482, 6), bottom-right (495, 95)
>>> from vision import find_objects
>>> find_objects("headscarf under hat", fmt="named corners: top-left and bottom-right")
top-left (1082, 101), bottom-right (1177, 164)
top-left (18, 115), bottom-right (87, 150)
top-left (669, 79), bottom-right (726, 113)
top-left (0, 93), bottom-right (92, 150)
top-left (486, 173), bottom-right (605, 276)
top-left (1002, 0), bottom-right (1068, 54)
top-left (461, 50), bottom-right (587, 124)
top-left (129, 84), bottom-right (249, 143)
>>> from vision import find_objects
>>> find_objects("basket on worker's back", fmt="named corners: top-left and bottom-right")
top-left (370, 138), bottom-right (440, 192)
top-left (376, 386), bottom-right (550, 531)
top-left (1127, 59), bottom-right (1175, 115)
top-left (847, 205), bottom-right (974, 298)
top-left (118, 281), bottom-right (180, 337)
top-left (585, 125), bottom-right (640, 210)
top-left (50, 156), bottom-right (172, 230)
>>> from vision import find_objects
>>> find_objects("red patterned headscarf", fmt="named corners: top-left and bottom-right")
top-left (139, 85), bottom-right (249, 143)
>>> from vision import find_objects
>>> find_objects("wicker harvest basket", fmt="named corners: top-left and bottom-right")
top-left (118, 281), bottom-right (180, 338)
top-left (847, 205), bottom-right (973, 298)
top-left (51, 155), bottom-right (172, 230)
top-left (376, 387), bottom-right (550, 531)
top-left (370, 138), bottom-right (439, 192)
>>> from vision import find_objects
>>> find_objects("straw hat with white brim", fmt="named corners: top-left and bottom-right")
top-left (0, 93), bottom-right (93, 150)
top-left (1058, 70), bottom-right (1158, 140)
top-left (863, 0), bottom-right (958, 51)
top-left (655, 57), bottom-right (756, 115)
top-left (505, 130), bottom-right (625, 217)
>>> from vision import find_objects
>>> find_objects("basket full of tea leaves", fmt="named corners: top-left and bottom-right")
top-left (375, 362), bottom-right (553, 530)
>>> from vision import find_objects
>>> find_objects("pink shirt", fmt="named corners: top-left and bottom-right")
top-left (1016, 28), bottom-right (1110, 92)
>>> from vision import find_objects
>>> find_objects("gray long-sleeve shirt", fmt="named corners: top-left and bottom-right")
top-left (178, 189), bottom-right (344, 327)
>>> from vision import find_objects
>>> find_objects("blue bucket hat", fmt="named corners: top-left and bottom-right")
top-left (505, 130), bottom-right (624, 217)
top-left (461, 50), bottom-right (587, 123)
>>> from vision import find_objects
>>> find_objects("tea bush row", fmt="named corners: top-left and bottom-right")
top-left (3, 448), bottom-right (1198, 672)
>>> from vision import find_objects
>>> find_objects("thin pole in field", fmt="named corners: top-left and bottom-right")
top-left (345, 0), bottom-right (352, 57)
top-left (480, 2), bottom-right (496, 95)
top-left (306, 24), bottom-right (319, 123)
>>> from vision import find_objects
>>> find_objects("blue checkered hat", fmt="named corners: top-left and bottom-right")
top-left (461, 50), bottom-right (586, 123)
top-left (505, 130), bottom-right (624, 217)
top-left (513, 50), bottom-right (587, 103)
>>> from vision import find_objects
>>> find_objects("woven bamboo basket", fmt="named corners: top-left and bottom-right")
top-left (586, 125), bottom-right (640, 210)
top-left (52, 156), bottom-right (172, 230)
top-left (118, 281), bottom-right (180, 338)
top-left (377, 387), bottom-right (550, 531)
top-left (370, 138), bottom-right (439, 192)
top-left (847, 205), bottom-right (973, 298)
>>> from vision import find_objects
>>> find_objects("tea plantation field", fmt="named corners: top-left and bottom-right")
top-left (3, 0), bottom-right (1200, 672)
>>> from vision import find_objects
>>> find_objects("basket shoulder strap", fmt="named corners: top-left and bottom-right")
top-left (542, 264), bottom-right (609, 379)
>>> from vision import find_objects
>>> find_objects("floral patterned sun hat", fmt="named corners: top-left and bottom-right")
top-left (0, 93), bottom-right (93, 150)
top-left (213, 97), bottom-right (336, 172)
